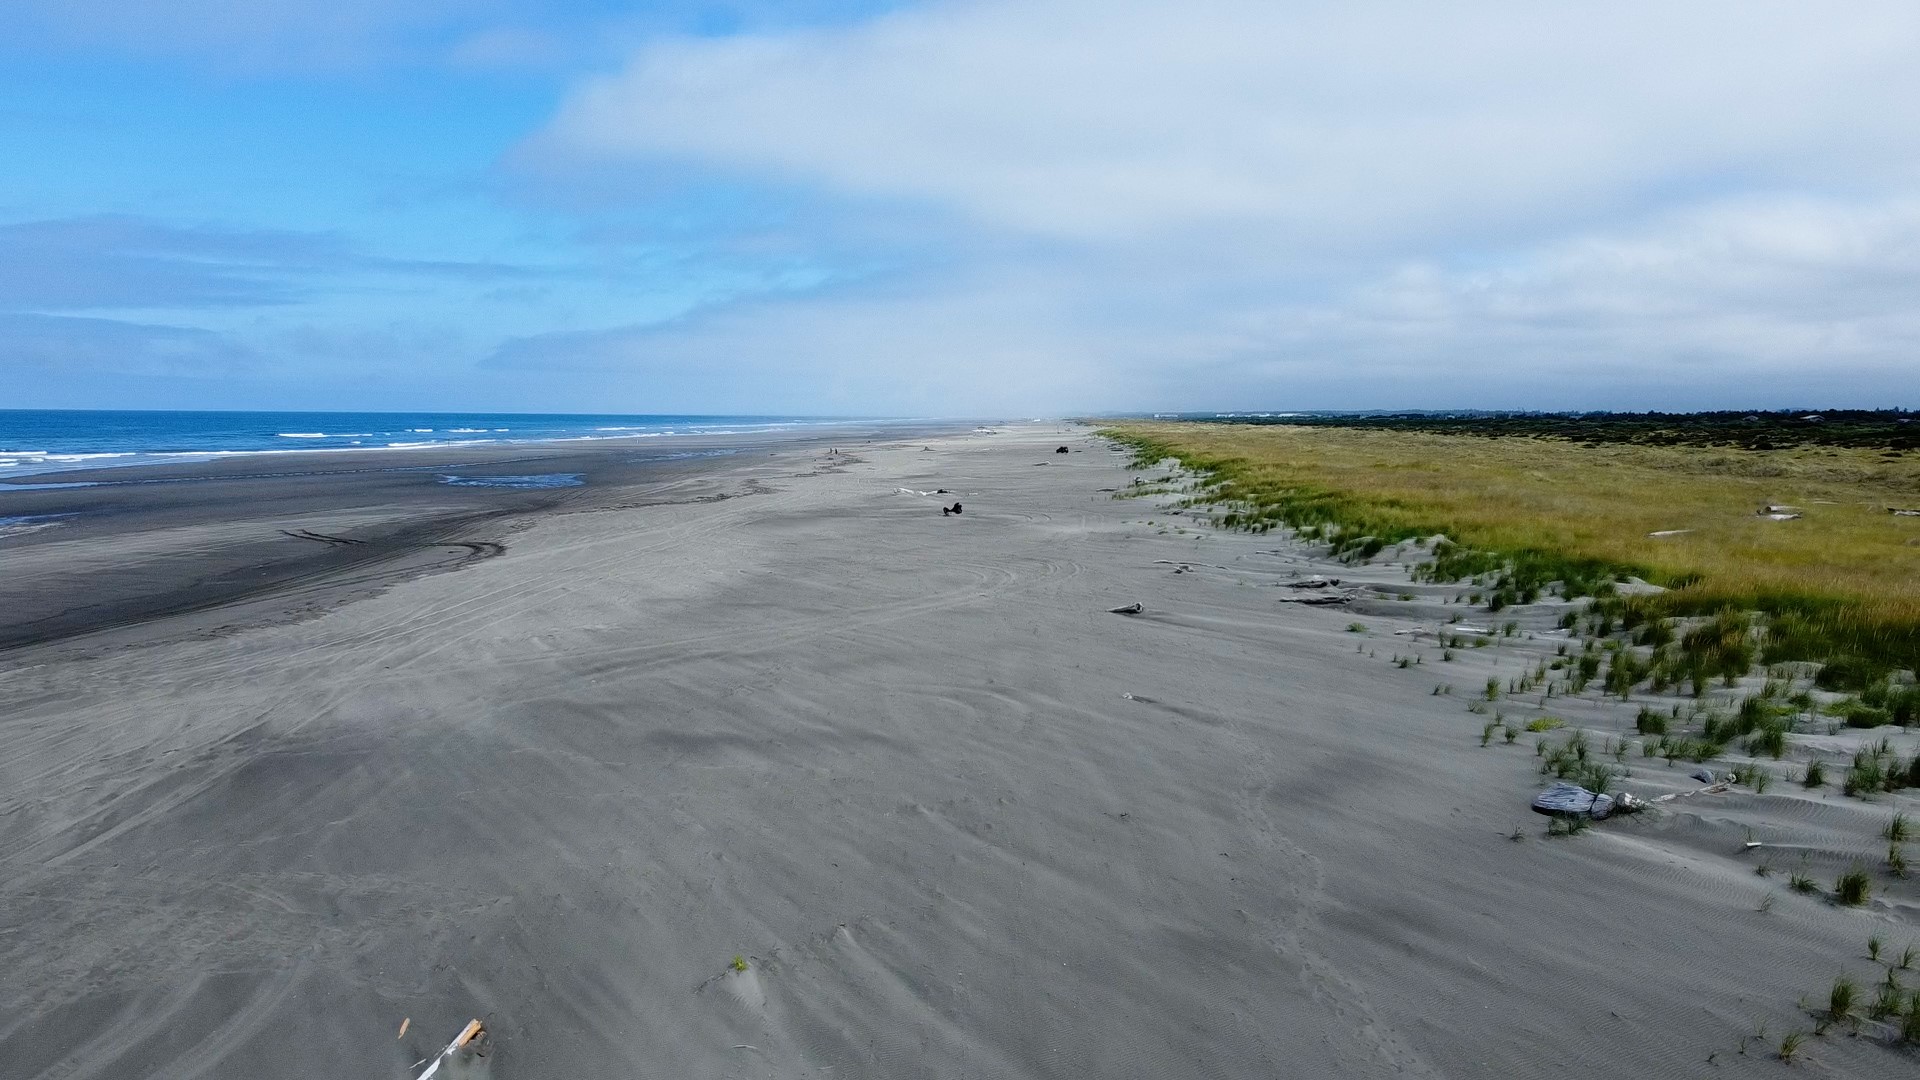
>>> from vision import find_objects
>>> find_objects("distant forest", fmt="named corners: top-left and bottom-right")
top-left (1182, 410), bottom-right (1920, 451)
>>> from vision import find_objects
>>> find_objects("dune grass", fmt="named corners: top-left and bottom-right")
top-left (1836, 866), bottom-right (1874, 906)
top-left (1102, 421), bottom-right (1920, 673)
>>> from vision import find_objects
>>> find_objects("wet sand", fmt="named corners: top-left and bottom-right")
top-left (0, 431), bottom-right (890, 652)
top-left (2, 424), bottom-right (1914, 1078)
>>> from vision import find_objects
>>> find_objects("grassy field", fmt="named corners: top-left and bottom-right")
top-left (1102, 421), bottom-right (1920, 676)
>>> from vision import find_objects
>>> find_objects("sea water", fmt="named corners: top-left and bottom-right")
top-left (0, 410), bottom-right (868, 478)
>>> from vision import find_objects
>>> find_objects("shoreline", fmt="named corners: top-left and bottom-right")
top-left (0, 422), bottom-right (961, 653)
top-left (0, 413), bottom-right (959, 481)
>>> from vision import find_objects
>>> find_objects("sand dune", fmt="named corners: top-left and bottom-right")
top-left (2, 426), bottom-right (1913, 1077)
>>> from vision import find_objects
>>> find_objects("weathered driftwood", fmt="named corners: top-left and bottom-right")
top-left (412, 1019), bottom-right (486, 1080)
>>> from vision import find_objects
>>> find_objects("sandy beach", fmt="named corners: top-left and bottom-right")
top-left (3, 423), bottom-right (1914, 1078)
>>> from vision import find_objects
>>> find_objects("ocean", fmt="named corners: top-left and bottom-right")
top-left (0, 410), bottom-right (880, 478)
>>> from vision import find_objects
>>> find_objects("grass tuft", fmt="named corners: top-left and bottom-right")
top-left (1778, 1029), bottom-right (1805, 1063)
top-left (1802, 758), bottom-right (1827, 788)
top-left (1869, 970), bottom-right (1905, 1020)
top-left (1835, 866), bottom-right (1873, 906)
top-left (1828, 975), bottom-right (1859, 1026)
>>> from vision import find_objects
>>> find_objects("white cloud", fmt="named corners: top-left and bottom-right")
top-left (544, 0), bottom-right (1920, 246)
top-left (480, 196), bottom-right (1920, 412)
top-left (519, 0), bottom-right (1920, 411)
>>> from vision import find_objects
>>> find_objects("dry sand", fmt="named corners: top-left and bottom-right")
top-left (2, 424), bottom-right (1915, 1077)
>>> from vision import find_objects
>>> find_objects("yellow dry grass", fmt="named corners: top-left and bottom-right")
top-left (1104, 421), bottom-right (1920, 633)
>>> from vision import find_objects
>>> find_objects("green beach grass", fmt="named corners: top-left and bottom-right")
top-left (1101, 421), bottom-right (1920, 677)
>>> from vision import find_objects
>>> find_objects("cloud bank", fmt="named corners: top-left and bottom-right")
top-left (526, 0), bottom-right (1920, 411)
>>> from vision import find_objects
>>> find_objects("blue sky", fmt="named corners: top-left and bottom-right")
top-left (5, 1), bottom-right (1919, 414)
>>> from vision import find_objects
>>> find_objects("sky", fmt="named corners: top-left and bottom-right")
top-left (3, 0), bottom-right (1919, 415)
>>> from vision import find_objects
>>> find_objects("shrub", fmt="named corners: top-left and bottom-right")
top-left (1815, 654), bottom-right (1887, 692)
top-left (1845, 751), bottom-right (1887, 797)
top-left (1831, 698), bottom-right (1893, 729)
top-left (1828, 975), bottom-right (1859, 1025)
top-left (1572, 653), bottom-right (1601, 693)
top-left (1604, 650), bottom-right (1651, 699)
top-left (1746, 720), bottom-right (1788, 759)
top-left (1836, 866), bottom-right (1873, 906)
top-left (1889, 685), bottom-right (1920, 727)
top-left (1681, 610), bottom-right (1756, 685)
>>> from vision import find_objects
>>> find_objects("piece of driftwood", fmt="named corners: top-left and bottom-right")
top-left (1276, 592), bottom-right (1355, 606)
top-left (413, 1019), bottom-right (487, 1080)
top-left (1648, 781), bottom-right (1731, 804)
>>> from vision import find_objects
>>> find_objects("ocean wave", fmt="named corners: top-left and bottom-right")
top-left (0, 416), bottom-right (921, 479)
